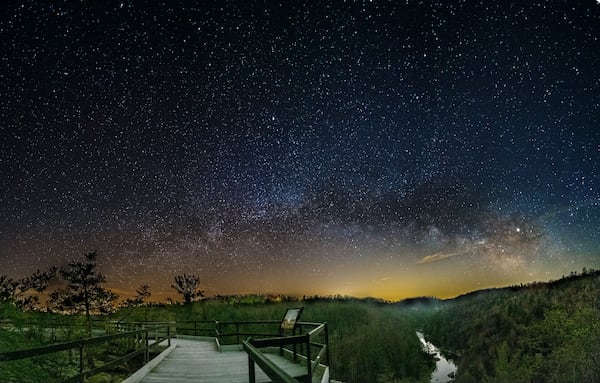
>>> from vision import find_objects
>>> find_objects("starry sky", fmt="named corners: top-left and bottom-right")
top-left (1, 0), bottom-right (599, 301)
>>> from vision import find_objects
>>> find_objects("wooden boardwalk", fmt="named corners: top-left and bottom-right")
top-left (137, 337), bottom-right (308, 383)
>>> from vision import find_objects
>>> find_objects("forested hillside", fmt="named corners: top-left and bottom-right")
top-left (421, 269), bottom-right (600, 383)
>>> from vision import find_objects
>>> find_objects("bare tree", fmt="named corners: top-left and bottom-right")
top-left (171, 274), bottom-right (204, 304)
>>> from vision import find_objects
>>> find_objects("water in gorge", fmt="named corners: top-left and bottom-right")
top-left (416, 331), bottom-right (457, 383)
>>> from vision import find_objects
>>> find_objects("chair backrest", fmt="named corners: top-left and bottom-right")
top-left (280, 307), bottom-right (303, 334)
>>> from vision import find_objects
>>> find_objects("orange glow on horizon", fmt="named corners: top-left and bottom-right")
top-left (101, 252), bottom-right (586, 303)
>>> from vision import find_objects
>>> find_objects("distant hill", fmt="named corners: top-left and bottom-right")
top-left (394, 296), bottom-right (442, 307)
top-left (420, 268), bottom-right (600, 383)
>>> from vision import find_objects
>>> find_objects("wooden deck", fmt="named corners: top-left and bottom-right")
top-left (136, 337), bottom-right (309, 383)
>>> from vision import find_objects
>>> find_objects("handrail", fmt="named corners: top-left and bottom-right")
top-left (307, 322), bottom-right (326, 337)
top-left (296, 321), bottom-right (323, 327)
top-left (214, 320), bottom-right (281, 344)
top-left (0, 328), bottom-right (150, 362)
top-left (243, 338), bottom-right (298, 383)
top-left (241, 321), bottom-right (330, 383)
top-left (9, 319), bottom-right (329, 382)
top-left (220, 320), bottom-right (281, 325)
top-left (0, 325), bottom-right (172, 382)
top-left (175, 320), bottom-right (219, 337)
top-left (311, 343), bottom-right (328, 373)
top-left (249, 334), bottom-right (308, 348)
top-left (116, 319), bottom-right (301, 344)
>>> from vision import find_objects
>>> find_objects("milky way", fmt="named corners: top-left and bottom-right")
top-left (1, 1), bottom-right (599, 300)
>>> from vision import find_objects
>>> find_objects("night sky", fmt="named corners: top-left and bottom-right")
top-left (1, 0), bottom-right (599, 301)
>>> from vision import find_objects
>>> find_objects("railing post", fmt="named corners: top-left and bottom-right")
top-left (155, 326), bottom-right (158, 350)
top-left (325, 322), bottom-right (330, 367)
top-left (79, 341), bottom-right (84, 383)
top-left (236, 322), bottom-right (240, 344)
top-left (144, 329), bottom-right (149, 364)
top-left (167, 325), bottom-right (171, 347)
top-left (194, 320), bottom-right (197, 336)
top-left (215, 320), bottom-right (220, 342)
top-left (297, 324), bottom-right (302, 357)
top-left (248, 355), bottom-right (256, 383)
top-left (305, 335), bottom-right (312, 383)
top-left (292, 324), bottom-right (298, 360)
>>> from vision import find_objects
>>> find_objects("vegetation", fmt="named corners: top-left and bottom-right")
top-left (120, 284), bottom-right (152, 309)
top-left (0, 268), bottom-right (57, 310)
top-left (1, 302), bottom-right (90, 382)
top-left (2, 258), bottom-right (600, 383)
top-left (421, 269), bottom-right (600, 383)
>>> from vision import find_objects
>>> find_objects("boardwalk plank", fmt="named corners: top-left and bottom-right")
top-left (139, 338), bottom-right (308, 383)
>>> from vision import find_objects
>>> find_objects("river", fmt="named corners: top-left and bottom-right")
top-left (416, 331), bottom-right (457, 383)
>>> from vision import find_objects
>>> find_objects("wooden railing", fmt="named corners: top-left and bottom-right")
top-left (0, 325), bottom-right (172, 383)
top-left (242, 321), bottom-right (330, 383)
top-left (243, 339), bottom-right (298, 383)
top-left (175, 320), bottom-right (219, 337)
top-left (1, 319), bottom-right (329, 382)
top-left (173, 319), bottom-right (330, 382)
top-left (217, 320), bottom-right (281, 343)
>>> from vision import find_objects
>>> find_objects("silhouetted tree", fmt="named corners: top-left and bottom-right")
top-left (171, 274), bottom-right (204, 304)
top-left (136, 283), bottom-right (151, 301)
top-left (0, 268), bottom-right (57, 310)
top-left (48, 252), bottom-right (117, 335)
top-left (0, 275), bottom-right (16, 301)
top-left (18, 267), bottom-right (58, 310)
top-left (121, 283), bottom-right (151, 308)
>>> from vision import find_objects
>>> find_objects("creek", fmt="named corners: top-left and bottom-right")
top-left (416, 331), bottom-right (457, 383)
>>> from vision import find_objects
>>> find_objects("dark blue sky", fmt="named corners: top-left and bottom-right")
top-left (1, 0), bottom-right (598, 299)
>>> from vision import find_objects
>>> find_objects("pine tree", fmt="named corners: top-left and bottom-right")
top-left (121, 283), bottom-right (151, 308)
top-left (49, 252), bottom-right (117, 335)
top-left (0, 268), bottom-right (57, 310)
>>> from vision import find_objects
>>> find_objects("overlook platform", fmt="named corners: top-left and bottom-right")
top-left (129, 336), bottom-right (314, 383)
top-left (0, 311), bottom-right (330, 383)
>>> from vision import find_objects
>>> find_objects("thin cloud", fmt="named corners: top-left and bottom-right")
top-left (417, 251), bottom-right (460, 264)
